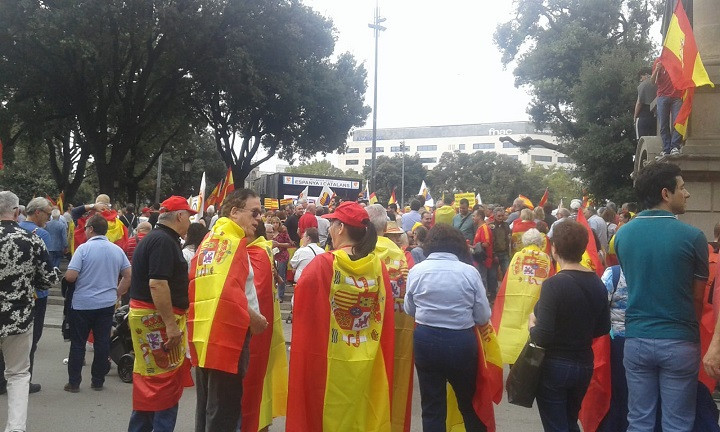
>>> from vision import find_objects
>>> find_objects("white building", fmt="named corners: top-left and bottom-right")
top-left (337, 121), bottom-right (571, 171)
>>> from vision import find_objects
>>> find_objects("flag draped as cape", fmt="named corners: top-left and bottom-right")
top-left (375, 236), bottom-right (414, 432)
top-left (446, 323), bottom-right (504, 432)
top-left (241, 237), bottom-right (289, 431)
top-left (188, 217), bottom-right (251, 373)
top-left (492, 244), bottom-right (553, 364)
top-left (74, 209), bottom-right (128, 250)
top-left (286, 250), bottom-right (394, 432)
top-left (510, 220), bottom-right (536, 256)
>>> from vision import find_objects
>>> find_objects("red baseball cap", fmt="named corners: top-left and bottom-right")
top-left (159, 196), bottom-right (197, 215)
top-left (322, 201), bottom-right (369, 228)
top-left (141, 207), bottom-right (152, 213)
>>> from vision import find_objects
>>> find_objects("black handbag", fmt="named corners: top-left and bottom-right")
top-left (505, 340), bottom-right (546, 408)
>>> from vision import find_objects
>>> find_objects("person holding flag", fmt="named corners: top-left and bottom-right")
top-left (529, 220), bottom-right (610, 431)
top-left (404, 224), bottom-right (493, 431)
top-left (286, 201), bottom-right (394, 432)
top-left (71, 194), bottom-right (129, 250)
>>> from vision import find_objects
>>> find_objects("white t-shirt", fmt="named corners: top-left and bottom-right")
top-left (289, 243), bottom-right (325, 282)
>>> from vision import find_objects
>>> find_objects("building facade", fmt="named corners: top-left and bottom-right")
top-left (337, 121), bottom-right (571, 170)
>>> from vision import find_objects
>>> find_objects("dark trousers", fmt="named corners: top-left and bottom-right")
top-left (536, 356), bottom-right (594, 432)
top-left (67, 306), bottom-right (114, 387)
top-left (414, 324), bottom-right (486, 432)
top-left (128, 404), bottom-right (179, 432)
top-left (195, 335), bottom-right (251, 432)
top-left (598, 336), bottom-right (629, 432)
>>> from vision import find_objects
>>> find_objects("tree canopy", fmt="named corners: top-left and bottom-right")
top-left (285, 160), bottom-right (361, 179)
top-left (363, 154), bottom-right (427, 206)
top-left (495, 0), bottom-right (661, 203)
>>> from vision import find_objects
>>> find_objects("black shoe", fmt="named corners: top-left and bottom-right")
top-left (29, 383), bottom-right (41, 394)
top-left (90, 382), bottom-right (103, 391)
top-left (63, 383), bottom-right (79, 393)
top-left (0, 383), bottom-right (6, 395)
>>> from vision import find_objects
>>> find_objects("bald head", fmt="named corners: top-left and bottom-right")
top-left (306, 203), bottom-right (317, 215)
top-left (136, 222), bottom-right (152, 234)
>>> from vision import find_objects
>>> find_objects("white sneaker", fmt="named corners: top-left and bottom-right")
top-left (655, 151), bottom-right (667, 161)
top-left (670, 147), bottom-right (681, 156)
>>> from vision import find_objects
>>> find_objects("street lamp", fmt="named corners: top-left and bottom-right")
top-left (400, 140), bottom-right (407, 209)
top-left (368, 2), bottom-right (386, 194)
top-left (181, 157), bottom-right (193, 197)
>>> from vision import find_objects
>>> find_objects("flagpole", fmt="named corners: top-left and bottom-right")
top-left (400, 140), bottom-right (406, 209)
top-left (368, 1), bottom-right (386, 194)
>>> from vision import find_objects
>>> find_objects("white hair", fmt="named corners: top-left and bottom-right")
top-left (158, 210), bottom-right (182, 222)
top-left (206, 205), bottom-right (215, 215)
top-left (522, 228), bottom-right (544, 248)
top-left (26, 197), bottom-right (50, 215)
top-left (0, 191), bottom-right (20, 218)
top-left (365, 203), bottom-right (388, 234)
top-left (51, 209), bottom-right (61, 219)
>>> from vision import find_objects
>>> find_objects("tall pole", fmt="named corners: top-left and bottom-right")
top-left (400, 140), bottom-right (406, 210)
top-left (368, 3), bottom-right (386, 194)
top-left (154, 153), bottom-right (163, 204)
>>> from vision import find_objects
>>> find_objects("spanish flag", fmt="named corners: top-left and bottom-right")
top-left (388, 187), bottom-right (397, 206)
top-left (241, 238), bottom-right (288, 432)
top-left (510, 219), bottom-right (537, 256)
top-left (660, 0), bottom-right (714, 137)
top-left (369, 192), bottom-right (379, 205)
top-left (491, 244), bottom-right (553, 364)
top-left (576, 204), bottom-right (611, 432)
top-left (375, 236), bottom-right (414, 432)
top-left (188, 217), bottom-right (251, 373)
top-left (517, 194), bottom-right (534, 210)
top-left (205, 167), bottom-right (235, 210)
top-left (446, 323), bottom-right (504, 431)
top-left (537, 188), bottom-right (549, 208)
top-left (74, 209), bottom-right (128, 250)
top-left (286, 250), bottom-right (394, 432)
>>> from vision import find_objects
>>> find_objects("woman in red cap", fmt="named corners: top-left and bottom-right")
top-left (286, 201), bottom-right (396, 432)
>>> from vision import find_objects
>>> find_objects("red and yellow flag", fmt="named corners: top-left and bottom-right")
top-left (492, 244), bottom-right (553, 364)
top-left (375, 236), bottom-right (414, 432)
top-left (205, 167), bottom-right (235, 210)
top-left (128, 299), bottom-right (192, 411)
top-left (388, 187), bottom-right (397, 206)
top-left (286, 250), bottom-right (394, 432)
top-left (576, 205), bottom-right (604, 277)
top-left (660, 0), bottom-right (714, 137)
top-left (241, 238), bottom-right (288, 432)
top-left (188, 217), bottom-right (251, 373)
top-left (74, 209), bottom-right (128, 250)
top-left (517, 194), bottom-right (534, 210)
top-left (57, 192), bottom-right (64, 213)
top-left (446, 323), bottom-right (503, 431)
top-left (537, 188), bottom-right (549, 208)
top-left (510, 220), bottom-right (537, 256)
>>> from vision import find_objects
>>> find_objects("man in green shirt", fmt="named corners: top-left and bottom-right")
top-left (452, 199), bottom-right (475, 243)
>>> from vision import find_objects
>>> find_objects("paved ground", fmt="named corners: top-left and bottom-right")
top-left (1, 301), bottom-right (542, 431)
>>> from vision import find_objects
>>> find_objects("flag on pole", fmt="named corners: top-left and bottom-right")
top-left (517, 194), bottom-right (535, 210)
top-left (206, 167), bottom-right (235, 210)
top-left (388, 187), bottom-right (397, 206)
top-left (418, 181), bottom-right (434, 208)
top-left (318, 185), bottom-right (334, 206)
top-left (476, 193), bottom-right (483, 205)
top-left (57, 192), bottom-right (64, 212)
top-left (660, 0), bottom-right (714, 137)
top-left (538, 188), bottom-right (549, 208)
top-left (196, 172), bottom-right (206, 221)
top-left (369, 192), bottom-right (378, 205)
top-left (297, 186), bottom-right (309, 201)
top-left (45, 195), bottom-right (57, 207)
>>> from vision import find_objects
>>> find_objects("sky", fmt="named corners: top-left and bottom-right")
top-left (259, 0), bottom-right (532, 171)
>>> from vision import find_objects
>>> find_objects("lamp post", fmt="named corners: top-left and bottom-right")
top-left (368, 3), bottom-right (386, 194)
top-left (400, 140), bottom-right (407, 209)
top-left (181, 157), bottom-right (193, 197)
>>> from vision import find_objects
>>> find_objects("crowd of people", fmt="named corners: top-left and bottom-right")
top-left (2, 160), bottom-right (720, 431)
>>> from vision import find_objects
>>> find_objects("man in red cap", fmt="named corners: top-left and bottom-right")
top-left (127, 196), bottom-right (196, 431)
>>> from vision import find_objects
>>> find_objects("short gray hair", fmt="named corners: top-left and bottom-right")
top-left (365, 203), bottom-right (388, 234)
top-left (557, 208), bottom-right (571, 218)
top-left (51, 209), bottom-right (61, 219)
top-left (26, 197), bottom-right (50, 215)
top-left (522, 228), bottom-right (544, 248)
top-left (158, 210), bottom-right (182, 222)
top-left (0, 191), bottom-right (20, 217)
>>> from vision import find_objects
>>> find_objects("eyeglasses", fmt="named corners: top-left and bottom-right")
top-left (239, 208), bottom-right (262, 218)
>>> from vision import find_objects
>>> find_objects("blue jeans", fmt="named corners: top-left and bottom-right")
top-left (276, 260), bottom-right (288, 300)
top-left (536, 356), bottom-right (594, 432)
top-left (49, 250), bottom-right (64, 269)
top-left (414, 324), bottom-right (486, 432)
top-left (67, 306), bottom-right (114, 387)
top-left (624, 337), bottom-right (700, 432)
top-left (128, 405), bottom-right (179, 432)
top-left (657, 96), bottom-right (683, 153)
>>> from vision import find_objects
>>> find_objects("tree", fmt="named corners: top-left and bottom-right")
top-left (0, 0), bottom-right (209, 198)
top-left (188, 1), bottom-right (370, 185)
top-left (427, 151), bottom-right (533, 206)
top-left (495, 0), bottom-right (661, 203)
top-left (363, 154), bottom-right (427, 206)
top-left (285, 160), bottom-right (347, 177)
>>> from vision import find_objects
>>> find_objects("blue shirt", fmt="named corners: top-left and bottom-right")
top-left (615, 209), bottom-right (708, 342)
top-left (68, 235), bottom-right (131, 310)
top-left (45, 219), bottom-right (68, 252)
top-left (404, 252), bottom-right (491, 329)
top-left (19, 221), bottom-right (52, 298)
top-left (401, 210), bottom-right (421, 232)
